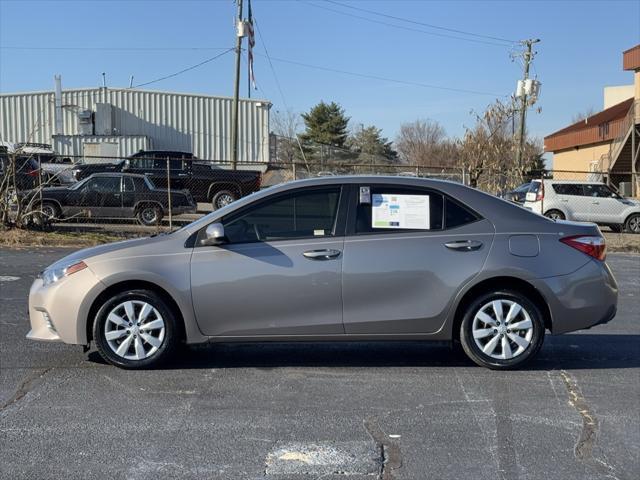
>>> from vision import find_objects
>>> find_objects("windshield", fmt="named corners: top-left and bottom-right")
top-left (69, 178), bottom-right (89, 190)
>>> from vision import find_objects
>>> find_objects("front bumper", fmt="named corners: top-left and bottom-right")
top-left (27, 267), bottom-right (105, 345)
top-left (532, 259), bottom-right (618, 334)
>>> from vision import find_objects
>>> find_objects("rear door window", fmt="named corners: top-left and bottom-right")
top-left (123, 177), bottom-right (135, 192)
top-left (355, 186), bottom-right (443, 234)
top-left (552, 184), bottom-right (583, 196)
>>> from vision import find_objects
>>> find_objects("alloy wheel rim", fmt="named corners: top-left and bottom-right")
top-left (472, 299), bottom-right (534, 360)
top-left (217, 194), bottom-right (234, 208)
top-left (630, 216), bottom-right (640, 233)
top-left (141, 208), bottom-right (157, 223)
top-left (104, 300), bottom-right (165, 360)
top-left (42, 205), bottom-right (55, 218)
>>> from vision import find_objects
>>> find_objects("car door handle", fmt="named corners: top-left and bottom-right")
top-left (592, 201), bottom-right (599, 205)
top-left (444, 240), bottom-right (483, 252)
top-left (303, 249), bottom-right (341, 260)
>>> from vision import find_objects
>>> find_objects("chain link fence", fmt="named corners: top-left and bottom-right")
top-left (1, 145), bottom-right (638, 237)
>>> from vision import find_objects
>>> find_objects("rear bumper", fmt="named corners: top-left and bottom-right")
top-left (532, 259), bottom-right (618, 334)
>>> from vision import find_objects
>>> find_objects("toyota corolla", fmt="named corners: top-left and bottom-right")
top-left (27, 176), bottom-right (618, 369)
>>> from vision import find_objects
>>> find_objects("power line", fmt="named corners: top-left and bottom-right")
top-left (0, 46), bottom-right (234, 52)
top-left (253, 19), bottom-right (290, 113)
top-left (321, 0), bottom-right (517, 45)
top-left (300, 1), bottom-right (510, 48)
top-left (252, 52), bottom-right (506, 97)
top-left (130, 48), bottom-right (234, 88)
top-left (253, 16), bottom-right (309, 167)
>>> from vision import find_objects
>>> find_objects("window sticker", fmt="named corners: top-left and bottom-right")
top-left (359, 186), bottom-right (371, 204)
top-left (371, 194), bottom-right (430, 229)
top-left (313, 229), bottom-right (325, 236)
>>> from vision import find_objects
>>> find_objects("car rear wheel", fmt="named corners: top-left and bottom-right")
top-left (93, 290), bottom-right (178, 369)
top-left (544, 209), bottom-right (565, 221)
top-left (625, 213), bottom-right (640, 234)
top-left (136, 204), bottom-right (163, 226)
top-left (40, 201), bottom-right (60, 222)
top-left (212, 190), bottom-right (237, 210)
top-left (460, 290), bottom-right (545, 369)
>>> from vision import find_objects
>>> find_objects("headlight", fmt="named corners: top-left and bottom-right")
top-left (40, 260), bottom-right (87, 287)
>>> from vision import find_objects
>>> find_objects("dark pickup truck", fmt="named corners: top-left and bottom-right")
top-left (32, 173), bottom-right (196, 226)
top-left (72, 151), bottom-right (262, 210)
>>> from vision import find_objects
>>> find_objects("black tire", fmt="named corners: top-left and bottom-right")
top-left (459, 290), bottom-right (545, 370)
top-left (211, 190), bottom-right (238, 210)
top-left (40, 201), bottom-right (60, 221)
top-left (624, 213), bottom-right (640, 234)
top-left (609, 224), bottom-right (623, 233)
top-left (93, 289), bottom-right (179, 369)
top-left (544, 209), bottom-right (565, 221)
top-left (136, 204), bottom-right (163, 226)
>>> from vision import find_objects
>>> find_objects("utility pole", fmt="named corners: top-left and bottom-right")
top-left (515, 38), bottom-right (540, 170)
top-left (231, 0), bottom-right (244, 170)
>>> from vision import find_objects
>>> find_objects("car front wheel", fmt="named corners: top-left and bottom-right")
top-left (93, 290), bottom-right (178, 369)
top-left (460, 290), bottom-right (545, 369)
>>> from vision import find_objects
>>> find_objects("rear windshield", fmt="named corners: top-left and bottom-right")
top-left (527, 181), bottom-right (542, 194)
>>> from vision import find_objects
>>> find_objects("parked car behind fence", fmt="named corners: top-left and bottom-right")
top-left (523, 179), bottom-right (640, 233)
top-left (72, 150), bottom-right (262, 210)
top-left (28, 172), bottom-right (196, 226)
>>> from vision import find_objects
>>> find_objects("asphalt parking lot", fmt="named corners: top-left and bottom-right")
top-left (0, 249), bottom-right (638, 480)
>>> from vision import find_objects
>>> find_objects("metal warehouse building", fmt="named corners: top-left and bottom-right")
top-left (0, 84), bottom-right (271, 167)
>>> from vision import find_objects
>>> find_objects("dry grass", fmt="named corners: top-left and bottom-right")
top-left (603, 232), bottom-right (640, 254)
top-left (0, 228), bottom-right (123, 248)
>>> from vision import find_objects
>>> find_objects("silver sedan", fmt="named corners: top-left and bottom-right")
top-left (27, 176), bottom-right (618, 369)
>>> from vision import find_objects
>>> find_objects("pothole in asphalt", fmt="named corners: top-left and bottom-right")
top-left (265, 441), bottom-right (381, 476)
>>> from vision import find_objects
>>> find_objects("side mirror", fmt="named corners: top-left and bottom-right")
top-left (122, 159), bottom-right (130, 170)
top-left (201, 222), bottom-right (227, 246)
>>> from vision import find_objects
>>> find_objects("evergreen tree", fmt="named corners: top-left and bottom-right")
top-left (348, 125), bottom-right (398, 163)
top-left (300, 101), bottom-right (350, 148)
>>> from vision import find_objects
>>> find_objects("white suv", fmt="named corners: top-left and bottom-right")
top-left (523, 180), bottom-right (640, 233)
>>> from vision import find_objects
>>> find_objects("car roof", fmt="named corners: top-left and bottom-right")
top-left (88, 172), bottom-right (148, 179)
top-left (537, 179), bottom-right (606, 185)
top-left (275, 175), bottom-right (459, 188)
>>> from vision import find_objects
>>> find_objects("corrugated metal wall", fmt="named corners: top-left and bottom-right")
top-left (0, 88), bottom-right (270, 164)
top-left (53, 134), bottom-right (151, 161)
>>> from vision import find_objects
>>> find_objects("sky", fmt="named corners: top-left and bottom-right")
top-left (0, 0), bottom-right (639, 144)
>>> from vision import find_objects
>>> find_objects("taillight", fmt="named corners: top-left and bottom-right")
top-left (27, 169), bottom-right (39, 177)
top-left (536, 182), bottom-right (544, 201)
top-left (560, 235), bottom-right (606, 261)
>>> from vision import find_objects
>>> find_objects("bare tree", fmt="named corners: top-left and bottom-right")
top-left (270, 109), bottom-right (309, 173)
top-left (458, 99), bottom-right (543, 192)
top-left (395, 119), bottom-right (453, 167)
